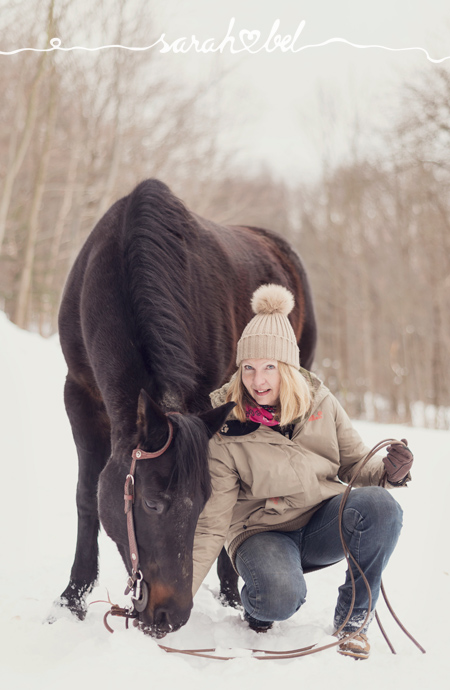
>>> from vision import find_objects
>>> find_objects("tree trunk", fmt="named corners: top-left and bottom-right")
top-left (14, 83), bottom-right (58, 329)
top-left (39, 143), bottom-right (81, 334)
top-left (0, 0), bottom-right (54, 252)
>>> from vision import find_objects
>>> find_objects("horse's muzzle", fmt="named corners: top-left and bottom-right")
top-left (136, 581), bottom-right (192, 637)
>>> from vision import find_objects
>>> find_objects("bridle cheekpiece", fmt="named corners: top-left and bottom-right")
top-left (123, 418), bottom-right (174, 614)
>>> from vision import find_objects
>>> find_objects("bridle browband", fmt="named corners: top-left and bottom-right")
top-left (123, 418), bottom-right (174, 614)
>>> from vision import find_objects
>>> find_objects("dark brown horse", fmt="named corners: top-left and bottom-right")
top-left (56, 179), bottom-right (316, 636)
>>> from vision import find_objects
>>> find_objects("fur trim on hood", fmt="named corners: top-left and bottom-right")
top-left (209, 372), bottom-right (239, 419)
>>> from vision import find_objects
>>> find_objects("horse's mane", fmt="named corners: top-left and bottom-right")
top-left (167, 413), bottom-right (212, 501)
top-left (122, 179), bottom-right (201, 404)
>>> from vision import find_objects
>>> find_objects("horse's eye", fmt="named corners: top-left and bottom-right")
top-left (144, 498), bottom-right (166, 515)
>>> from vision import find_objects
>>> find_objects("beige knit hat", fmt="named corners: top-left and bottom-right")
top-left (236, 284), bottom-right (300, 368)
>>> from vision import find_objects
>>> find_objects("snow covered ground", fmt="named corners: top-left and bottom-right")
top-left (0, 311), bottom-right (449, 689)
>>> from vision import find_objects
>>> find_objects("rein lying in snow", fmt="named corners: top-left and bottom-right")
top-left (94, 439), bottom-right (426, 660)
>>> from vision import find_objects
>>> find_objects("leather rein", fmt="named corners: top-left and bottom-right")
top-left (99, 436), bottom-right (426, 660)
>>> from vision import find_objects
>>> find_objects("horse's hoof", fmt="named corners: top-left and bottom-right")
top-left (218, 590), bottom-right (242, 609)
top-left (51, 583), bottom-right (90, 622)
top-left (45, 598), bottom-right (86, 625)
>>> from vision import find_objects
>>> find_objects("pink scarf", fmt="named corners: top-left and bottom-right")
top-left (245, 404), bottom-right (279, 427)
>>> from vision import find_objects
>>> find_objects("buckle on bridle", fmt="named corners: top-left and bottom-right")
top-left (124, 570), bottom-right (149, 613)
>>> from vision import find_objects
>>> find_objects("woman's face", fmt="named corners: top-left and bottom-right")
top-left (241, 359), bottom-right (281, 407)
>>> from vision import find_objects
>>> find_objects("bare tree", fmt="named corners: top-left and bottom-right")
top-left (0, 0), bottom-right (234, 332)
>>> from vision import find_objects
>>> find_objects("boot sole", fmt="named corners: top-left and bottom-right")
top-left (338, 644), bottom-right (370, 660)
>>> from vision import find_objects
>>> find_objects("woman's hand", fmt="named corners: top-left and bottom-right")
top-left (382, 439), bottom-right (413, 484)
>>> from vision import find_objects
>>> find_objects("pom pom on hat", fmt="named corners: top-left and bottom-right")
top-left (251, 284), bottom-right (295, 316)
top-left (236, 284), bottom-right (300, 368)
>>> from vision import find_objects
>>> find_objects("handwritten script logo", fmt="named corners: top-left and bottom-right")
top-left (1, 18), bottom-right (449, 63)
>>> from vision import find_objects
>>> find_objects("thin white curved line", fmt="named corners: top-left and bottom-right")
top-left (0, 36), bottom-right (449, 63)
top-left (0, 39), bottom-right (163, 55)
top-left (292, 38), bottom-right (450, 63)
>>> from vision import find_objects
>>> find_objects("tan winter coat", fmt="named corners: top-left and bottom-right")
top-left (192, 370), bottom-right (404, 596)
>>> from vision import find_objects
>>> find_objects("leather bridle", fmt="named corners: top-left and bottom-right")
top-left (123, 419), bottom-right (174, 614)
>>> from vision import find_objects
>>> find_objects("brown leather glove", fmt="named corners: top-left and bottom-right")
top-left (383, 438), bottom-right (413, 484)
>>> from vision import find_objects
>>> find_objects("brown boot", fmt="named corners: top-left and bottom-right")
top-left (337, 632), bottom-right (370, 660)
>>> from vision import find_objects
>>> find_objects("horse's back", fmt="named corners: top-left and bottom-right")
top-left (193, 215), bottom-right (317, 370)
top-left (58, 179), bottom-right (317, 415)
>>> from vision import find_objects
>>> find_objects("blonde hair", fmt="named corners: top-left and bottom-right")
top-left (225, 361), bottom-right (312, 427)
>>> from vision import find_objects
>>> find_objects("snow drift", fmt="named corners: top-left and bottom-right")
top-left (0, 311), bottom-right (448, 689)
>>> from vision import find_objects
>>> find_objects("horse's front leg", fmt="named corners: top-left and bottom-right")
top-left (56, 377), bottom-right (111, 620)
top-left (217, 547), bottom-right (241, 608)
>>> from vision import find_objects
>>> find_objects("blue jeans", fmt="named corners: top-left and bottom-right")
top-left (235, 487), bottom-right (403, 632)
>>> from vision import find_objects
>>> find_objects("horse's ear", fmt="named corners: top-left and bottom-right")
top-left (137, 389), bottom-right (170, 450)
top-left (198, 402), bottom-right (236, 439)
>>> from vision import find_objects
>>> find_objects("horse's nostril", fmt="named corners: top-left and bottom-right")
top-left (155, 608), bottom-right (170, 628)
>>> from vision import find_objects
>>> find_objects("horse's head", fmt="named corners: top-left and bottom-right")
top-left (98, 389), bottom-right (233, 638)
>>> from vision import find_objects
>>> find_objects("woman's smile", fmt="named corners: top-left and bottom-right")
top-left (254, 387), bottom-right (271, 397)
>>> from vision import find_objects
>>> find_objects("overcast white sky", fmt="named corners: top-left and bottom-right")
top-left (4, 0), bottom-right (450, 182)
top-left (147, 0), bottom-right (450, 181)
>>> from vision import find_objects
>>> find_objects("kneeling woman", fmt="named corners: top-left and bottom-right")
top-left (192, 284), bottom-right (413, 659)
